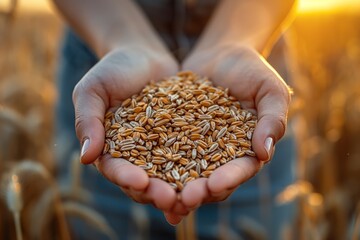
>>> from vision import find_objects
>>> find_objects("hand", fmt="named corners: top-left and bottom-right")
top-left (73, 46), bottom-right (179, 214)
top-left (164, 45), bottom-right (291, 224)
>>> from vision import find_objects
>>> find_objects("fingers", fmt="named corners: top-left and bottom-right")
top-left (170, 157), bottom-right (261, 224)
top-left (97, 156), bottom-right (149, 191)
top-left (207, 156), bottom-right (260, 194)
top-left (181, 157), bottom-right (260, 210)
top-left (164, 212), bottom-right (184, 226)
top-left (252, 74), bottom-right (290, 161)
top-left (97, 157), bottom-right (259, 223)
top-left (170, 200), bottom-right (190, 216)
top-left (121, 179), bottom-right (177, 211)
top-left (98, 156), bottom-right (177, 211)
top-left (181, 178), bottom-right (208, 209)
top-left (73, 80), bottom-right (108, 164)
top-left (145, 178), bottom-right (177, 210)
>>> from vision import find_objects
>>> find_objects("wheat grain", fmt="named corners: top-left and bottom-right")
top-left (103, 72), bottom-right (257, 191)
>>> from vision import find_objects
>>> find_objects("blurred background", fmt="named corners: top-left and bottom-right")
top-left (0, 0), bottom-right (359, 239)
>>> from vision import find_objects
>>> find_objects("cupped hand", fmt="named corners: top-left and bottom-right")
top-left (166, 44), bottom-right (291, 222)
top-left (164, 156), bottom-right (261, 225)
top-left (72, 46), bottom-right (179, 213)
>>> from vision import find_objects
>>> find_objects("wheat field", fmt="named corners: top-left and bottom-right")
top-left (0, 1), bottom-right (359, 240)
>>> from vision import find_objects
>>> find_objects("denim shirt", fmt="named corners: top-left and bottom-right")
top-left (135, 0), bottom-right (218, 59)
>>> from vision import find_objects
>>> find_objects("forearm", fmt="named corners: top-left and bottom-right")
top-left (192, 0), bottom-right (297, 56)
top-left (52, 0), bottom-right (169, 57)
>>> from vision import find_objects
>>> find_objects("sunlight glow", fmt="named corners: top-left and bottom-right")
top-left (0, 0), bottom-right (54, 13)
top-left (19, 0), bottom-right (54, 13)
top-left (276, 181), bottom-right (313, 204)
top-left (3, 0), bottom-right (360, 14)
top-left (299, 0), bottom-right (360, 13)
top-left (307, 193), bottom-right (323, 207)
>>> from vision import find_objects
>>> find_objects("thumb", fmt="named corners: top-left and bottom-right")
top-left (252, 87), bottom-right (290, 162)
top-left (73, 80), bottom-right (107, 164)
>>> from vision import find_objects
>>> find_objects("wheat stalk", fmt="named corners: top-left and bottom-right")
top-left (219, 199), bottom-right (233, 240)
top-left (29, 188), bottom-right (57, 239)
top-left (5, 174), bottom-right (23, 240)
top-left (6, 160), bottom-right (71, 240)
top-left (184, 211), bottom-right (197, 240)
top-left (176, 211), bottom-right (197, 240)
top-left (236, 216), bottom-right (267, 240)
top-left (351, 202), bottom-right (360, 240)
top-left (63, 201), bottom-right (118, 240)
top-left (60, 151), bottom-right (92, 203)
top-left (130, 204), bottom-right (150, 240)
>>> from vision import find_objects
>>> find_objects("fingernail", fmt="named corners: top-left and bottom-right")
top-left (264, 137), bottom-right (274, 161)
top-left (168, 222), bottom-right (177, 227)
top-left (80, 138), bottom-right (90, 162)
top-left (168, 218), bottom-right (183, 226)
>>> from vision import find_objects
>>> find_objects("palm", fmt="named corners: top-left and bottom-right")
top-left (73, 47), bottom-right (179, 212)
top-left (168, 45), bottom-right (291, 221)
top-left (82, 48), bottom-right (178, 108)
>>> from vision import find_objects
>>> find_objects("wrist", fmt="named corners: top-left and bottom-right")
top-left (96, 25), bottom-right (170, 58)
top-left (102, 45), bottom-right (179, 76)
top-left (99, 38), bottom-right (173, 60)
top-left (106, 44), bottom-right (176, 63)
top-left (97, 37), bottom-right (156, 59)
top-left (188, 42), bottom-right (258, 60)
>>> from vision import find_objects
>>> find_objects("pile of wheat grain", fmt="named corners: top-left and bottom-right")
top-left (103, 72), bottom-right (257, 191)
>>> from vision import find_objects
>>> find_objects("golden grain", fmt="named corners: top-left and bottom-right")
top-left (103, 72), bottom-right (257, 191)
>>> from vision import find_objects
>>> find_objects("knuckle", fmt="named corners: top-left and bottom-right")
top-left (72, 80), bottom-right (88, 103)
top-left (277, 80), bottom-right (292, 104)
top-left (74, 114), bottom-right (85, 139)
top-left (72, 82), bottom-right (81, 102)
top-left (284, 85), bottom-right (292, 103)
top-left (274, 114), bottom-right (288, 138)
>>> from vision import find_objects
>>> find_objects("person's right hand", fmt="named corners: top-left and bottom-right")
top-left (164, 44), bottom-right (292, 225)
top-left (73, 46), bottom-right (179, 214)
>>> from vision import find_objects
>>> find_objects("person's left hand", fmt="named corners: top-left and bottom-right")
top-left (73, 46), bottom-right (180, 217)
top-left (164, 44), bottom-right (291, 225)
